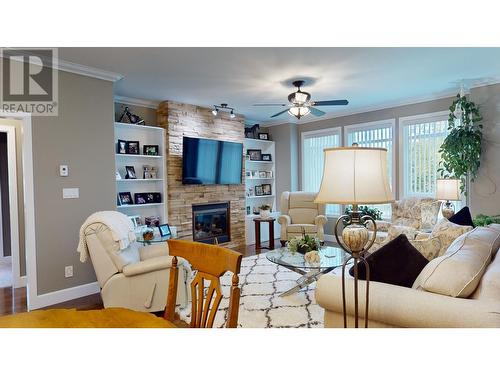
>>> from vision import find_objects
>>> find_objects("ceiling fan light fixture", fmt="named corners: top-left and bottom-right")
top-left (294, 91), bottom-right (308, 104)
top-left (288, 105), bottom-right (310, 119)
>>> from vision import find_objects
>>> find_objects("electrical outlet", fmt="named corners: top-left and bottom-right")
top-left (64, 265), bottom-right (73, 278)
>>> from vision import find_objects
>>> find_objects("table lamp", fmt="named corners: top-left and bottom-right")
top-left (314, 144), bottom-right (394, 328)
top-left (436, 178), bottom-right (461, 219)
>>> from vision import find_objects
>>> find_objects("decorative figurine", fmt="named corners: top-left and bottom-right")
top-left (118, 106), bottom-right (146, 125)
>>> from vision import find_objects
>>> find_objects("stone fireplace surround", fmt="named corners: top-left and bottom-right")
top-left (158, 101), bottom-right (246, 250)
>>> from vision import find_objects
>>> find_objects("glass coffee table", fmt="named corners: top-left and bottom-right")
top-left (266, 246), bottom-right (350, 297)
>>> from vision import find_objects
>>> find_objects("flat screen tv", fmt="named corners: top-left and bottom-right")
top-left (182, 136), bottom-right (243, 185)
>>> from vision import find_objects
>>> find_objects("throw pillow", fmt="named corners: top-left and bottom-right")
top-left (412, 227), bottom-right (499, 298)
top-left (349, 234), bottom-right (429, 288)
top-left (409, 237), bottom-right (442, 260)
top-left (449, 206), bottom-right (475, 228)
top-left (430, 217), bottom-right (473, 256)
top-left (420, 200), bottom-right (441, 231)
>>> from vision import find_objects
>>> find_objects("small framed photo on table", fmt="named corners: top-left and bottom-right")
top-left (159, 223), bottom-right (171, 237)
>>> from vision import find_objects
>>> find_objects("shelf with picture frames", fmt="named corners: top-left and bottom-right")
top-left (114, 119), bottom-right (167, 226)
top-left (244, 136), bottom-right (280, 245)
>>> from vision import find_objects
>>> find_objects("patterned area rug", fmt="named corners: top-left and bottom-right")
top-left (178, 253), bottom-right (325, 328)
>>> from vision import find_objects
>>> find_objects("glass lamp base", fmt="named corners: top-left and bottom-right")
top-left (442, 201), bottom-right (455, 219)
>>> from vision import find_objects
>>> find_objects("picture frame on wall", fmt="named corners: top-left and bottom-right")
top-left (261, 153), bottom-right (272, 162)
top-left (258, 133), bottom-right (269, 140)
top-left (127, 141), bottom-right (140, 154)
top-left (247, 149), bottom-right (262, 161)
top-left (125, 165), bottom-right (136, 179)
top-left (117, 139), bottom-right (127, 154)
top-left (143, 145), bottom-right (159, 156)
top-left (255, 185), bottom-right (264, 196)
top-left (262, 183), bottom-right (272, 195)
top-left (118, 192), bottom-right (133, 205)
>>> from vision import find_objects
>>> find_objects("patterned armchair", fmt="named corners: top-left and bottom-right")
top-left (368, 197), bottom-right (441, 251)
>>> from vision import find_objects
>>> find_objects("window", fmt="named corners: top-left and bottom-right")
top-left (344, 119), bottom-right (396, 218)
top-left (301, 128), bottom-right (341, 215)
top-left (399, 112), bottom-right (449, 198)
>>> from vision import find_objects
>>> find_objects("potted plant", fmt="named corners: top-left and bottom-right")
top-left (259, 204), bottom-right (271, 219)
top-left (288, 228), bottom-right (321, 255)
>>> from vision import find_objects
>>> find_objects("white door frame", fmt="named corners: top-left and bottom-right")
top-left (0, 111), bottom-right (36, 307)
top-left (0, 123), bottom-right (21, 288)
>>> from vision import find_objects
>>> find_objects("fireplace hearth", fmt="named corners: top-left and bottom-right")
top-left (192, 202), bottom-right (230, 244)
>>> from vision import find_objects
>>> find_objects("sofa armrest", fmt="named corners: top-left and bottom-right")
top-left (139, 243), bottom-right (169, 261)
top-left (315, 275), bottom-right (500, 328)
top-left (278, 214), bottom-right (291, 226)
top-left (314, 215), bottom-right (328, 226)
top-left (122, 256), bottom-right (172, 277)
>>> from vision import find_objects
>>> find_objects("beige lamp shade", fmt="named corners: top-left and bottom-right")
top-left (436, 178), bottom-right (460, 201)
top-left (314, 146), bottom-right (394, 204)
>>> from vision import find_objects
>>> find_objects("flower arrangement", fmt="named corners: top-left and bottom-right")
top-left (288, 228), bottom-right (321, 255)
top-left (259, 204), bottom-right (271, 219)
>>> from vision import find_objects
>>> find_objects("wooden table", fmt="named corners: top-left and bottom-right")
top-left (253, 217), bottom-right (276, 251)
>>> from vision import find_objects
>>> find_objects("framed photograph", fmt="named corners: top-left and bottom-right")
top-left (118, 192), bottom-right (133, 205)
top-left (150, 166), bottom-right (158, 179)
top-left (127, 141), bottom-right (140, 154)
top-left (128, 215), bottom-right (141, 228)
top-left (145, 216), bottom-right (160, 228)
top-left (152, 192), bottom-right (162, 203)
top-left (117, 139), bottom-right (127, 154)
top-left (247, 187), bottom-right (254, 197)
top-left (266, 171), bottom-right (273, 178)
top-left (261, 153), bottom-right (272, 162)
top-left (251, 170), bottom-right (258, 178)
top-left (262, 183), bottom-right (272, 195)
top-left (258, 133), bottom-right (269, 140)
top-left (255, 185), bottom-right (264, 196)
top-left (245, 154), bottom-right (250, 161)
top-left (115, 170), bottom-right (122, 180)
top-left (134, 193), bottom-right (147, 205)
top-left (143, 145), bottom-right (159, 156)
top-left (259, 171), bottom-right (267, 178)
top-left (125, 165), bottom-right (136, 179)
top-left (159, 223), bottom-right (171, 237)
top-left (247, 149), bottom-right (262, 161)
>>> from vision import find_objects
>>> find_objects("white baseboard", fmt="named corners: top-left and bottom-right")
top-left (28, 282), bottom-right (100, 311)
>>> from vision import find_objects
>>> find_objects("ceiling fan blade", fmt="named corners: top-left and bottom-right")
top-left (309, 107), bottom-right (326, 117)
top-left (313, 100), bottom-right (349, 106)
top-left (270, 109), bottom-right (290, 118)
top-left (253, 103), bottom-right (287, 107)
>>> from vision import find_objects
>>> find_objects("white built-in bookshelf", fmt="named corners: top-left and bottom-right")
top-left (114, 122), bottom-right (167, 224)
top-left (244, 137), bottom-right (280, 244)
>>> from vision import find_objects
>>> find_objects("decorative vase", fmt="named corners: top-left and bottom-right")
top-left (260, 209), bottom-right (270, 219)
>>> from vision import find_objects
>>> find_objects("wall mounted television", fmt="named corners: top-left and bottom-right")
top-left (182, 136), bottom-right (243, 185)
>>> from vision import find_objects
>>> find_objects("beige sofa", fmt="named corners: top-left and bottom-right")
top-left (316, 224), bottom-right (500, 328)
top-left (278, 191), bottom-right (328, 245)
top-left (83, 222), bottom-right (189, 312)
top-left (369, 197), bottom-right (441, 250)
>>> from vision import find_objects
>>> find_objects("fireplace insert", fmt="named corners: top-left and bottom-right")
top-left (192, 202), bottom-right (230, 244)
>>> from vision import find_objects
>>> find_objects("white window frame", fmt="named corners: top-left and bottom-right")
top-left (301, 127), bottom-right (342, 216)
top-left (398, 110), bottom-right (449, 199)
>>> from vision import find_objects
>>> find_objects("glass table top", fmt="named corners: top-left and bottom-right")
top-left (266, 246), bottom-right (350, 270)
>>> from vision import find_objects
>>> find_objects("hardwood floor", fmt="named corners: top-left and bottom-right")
top-left (0, 238), bottom-right (299, 317)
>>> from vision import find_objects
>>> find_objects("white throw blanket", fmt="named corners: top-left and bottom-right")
top-left (77, 211), bottom-right (136, 262)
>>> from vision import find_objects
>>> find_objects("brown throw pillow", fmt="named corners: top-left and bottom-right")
top-left (349, 234), bottom-right (429, 288)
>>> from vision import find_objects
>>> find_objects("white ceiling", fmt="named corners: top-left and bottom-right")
top-left (59, 48), bottom-right (500, 124)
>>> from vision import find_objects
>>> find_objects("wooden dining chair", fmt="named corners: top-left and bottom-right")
top-left (164, 239), bottom-right (243, 328)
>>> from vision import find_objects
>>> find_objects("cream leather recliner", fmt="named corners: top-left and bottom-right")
top-left (83, 222), bottom-right (189, 312)
top-left (278, 191), bottom-right (328, 245)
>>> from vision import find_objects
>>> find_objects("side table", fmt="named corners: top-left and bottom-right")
top-left (253, 217), bottom-right (275, 251)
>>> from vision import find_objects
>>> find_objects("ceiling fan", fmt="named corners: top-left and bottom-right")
top-left (254, 80), bottom-right (349, 119)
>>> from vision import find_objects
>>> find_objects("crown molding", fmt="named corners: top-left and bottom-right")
top-left (114, 95), bottom-right (160, 109)
top-left (260, 78), bottom-right (500, 128)
top-left (57, 59), bottom-right (123, 82)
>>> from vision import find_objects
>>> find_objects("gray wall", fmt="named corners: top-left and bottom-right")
top-left (32, 71), bottom-right (115, 294)
top-left (266, 92), bottom-right (500, 235)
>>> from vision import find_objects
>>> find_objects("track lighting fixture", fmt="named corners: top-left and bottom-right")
top-left (212, 103), bottom-right (237, 118)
